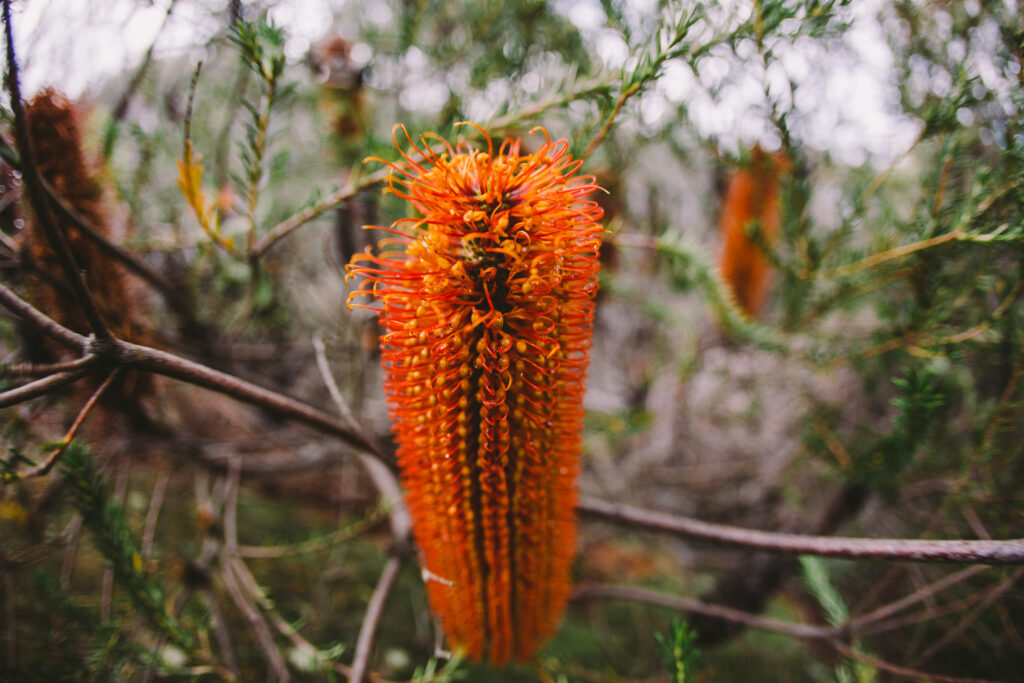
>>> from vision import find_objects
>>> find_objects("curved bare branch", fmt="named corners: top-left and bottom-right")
top-left (578, 496), bottom-right (1024, 565)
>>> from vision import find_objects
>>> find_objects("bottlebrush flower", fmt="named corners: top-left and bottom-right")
top-left (347, 124), bottom-right (604, 664)
top-left (718, 146), bottom-right (791, 318)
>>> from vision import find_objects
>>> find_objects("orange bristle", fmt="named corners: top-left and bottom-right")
top-left (718, 146), bottom-right (791, 318)
top-left (347, 124), bottom-right (604, 664)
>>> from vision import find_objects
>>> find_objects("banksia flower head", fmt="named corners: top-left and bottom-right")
top-left (718, 146), bottom-right (791, 318)
top-left (347, 123), bottom-right (604, 664)
top-left (21, 90), bottom-right (151, 405)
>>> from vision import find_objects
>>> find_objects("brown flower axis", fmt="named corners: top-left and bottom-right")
top-left (347, 123), bottom-right (604, 663)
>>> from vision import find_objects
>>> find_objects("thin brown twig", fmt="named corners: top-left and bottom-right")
top-left (250, 165), bottom-right (391, 259)
top-left (572, 583), bottom-right (834, 640)
top-left (0, 283), bottom-right (89, 350)
top-left (573, 583), bottom-right (999, 683)
top-left (312, 332), bottom-right (409, 541)
top-left (141, 469), bottom-right (171, 563)
top-left (312, 332), bottom-right (360, 431)
top-left (0, 282), bottom-right (390, 465)
top-left (217, 457), bottom-right (290, 680)
top-left (101, 461), bottom-right (132, 621)
top-left (582, 82), bottom-right (638, 160)
top-left (60, 514), bottom-right (83, 588)
top-left (120, 338), bottom-right (389, 464)
top-left (577, 496), bottom-right (1024, 565)
top-left (202, 586), bottom-right (240, 678)
top-left (225, 546), bottom-right (397, 682)
top-left (911, 566), bottom-right (1024, 667)
top-left (39, 176), bottom-right (190, 310)
top-left (111, 0), bottom-right (177, 122)
top-left (7, 274), bottom-right (1021, 569)
top-left (0, 365), bottom-right (94, 410)
top-left (220, 550), bottom-right (290, 682)
top-left (222, 455), bottom-right (242, 555)
top-left (830, 640), bottom-right (999, 683)
top-left (20, 368), bottom-right (120, 478)
top-left (350, 554), bottom-right (403, 683)
top-left (238, 503), bottom-right (388, 559)
top-left (2, 0), bottom-right (112, 346)
top-left (0, 355), bottom-right (97, 377)
top-left (847, 565), bottom-right (990, 632)
top-left (854, 586), bottom-right (995, 638)
top-left (3, 571), bottom-right (15, 667)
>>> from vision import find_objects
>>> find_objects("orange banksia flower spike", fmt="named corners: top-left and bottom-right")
top-left (718, 145), bottom-right (791, 318)
top-left (347, 123), bottom-right (604, 664)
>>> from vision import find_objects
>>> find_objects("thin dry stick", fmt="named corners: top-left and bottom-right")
top-left (3, 571), bottom-right (14, 667)
top-left (111, 0), bottom-right (177, 121)
top-left (40, 177), bottom-right (190, 311)
top-left (238, 504), bottom-right (388, 559)
top-left (220, 552), bottom-right (290, 682)
top-left (227, 549), bottom-right (397, 682)
top-left (0, 355), bottom-right (97, 377)
top-left (101, 461), bottom-right (132, 621)
top-left (223, 455), bottom-right (242, 555)
top-left (573, 583), bottom-right (998, 683)
top-left (20, 369), bottom-right (120, 478)
top-left (830, 639), bottom-right (999, 683)
top-left (2, 0), bottom-right (112, 345)
top-left (350, 554), bottom-right (403, 683)
top-left (60, 514), bottom-right (83, 589)
top-left (847, 565), bottom-right (990, 633)
top-left (911, 566), bottom-right (1024, 668)
top-left (7, 280), bottom-right (1023, 565)
top-left (312, 332), bottom-right (409, 541)
top-left (0, 282), bottom-right (389, 465)
top-left (250, 165), bottom-right (391, 259)
top-left (572, 583), bottom-right (833, 640)
top-left (0, 365), bottom-right (94, 409)
top-left (312, 333), bottom-right (360, 431)
top-left (121, 338), bottom-right (389, 463)
top-left (202, 586), bottom-right (240, 678)
top-left (0, 283), bottom-right (88, 350)
top-left (577, 496), bottom-right (1024, 565)
top-left (218, 457), bottom-right (290, 680)
top-left (854, 587), bottom-right (996, 638)
top-left (228, 554), bottom-right (326, 668)
top-left (141, 469), bottom-right (171, 563)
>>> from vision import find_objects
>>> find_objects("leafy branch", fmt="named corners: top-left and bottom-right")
top-left (59, 443), bottom-right (195, 651)
top-left (583, 2), bottom-right (705, 158)
top-left (655, 618), bottom-right (700, 683)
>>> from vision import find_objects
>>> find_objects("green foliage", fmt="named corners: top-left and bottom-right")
top-left (411, 654), bottom-right (467, 682)
top-left (799, 557), bottom-right (877, 683)
top-left (855, 366), bottom-right (945, 493)
top-left (655, 618), bottom-right (701, 683)
top-left (229, 18), bottom-right (294, 228)
top-left (59, 442), bottom-right (195, 652)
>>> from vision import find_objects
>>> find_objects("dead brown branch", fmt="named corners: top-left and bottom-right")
top-left (350, 554), bottom-right (403, 683)
top-left (578, 496), bottom-right (1024, 565)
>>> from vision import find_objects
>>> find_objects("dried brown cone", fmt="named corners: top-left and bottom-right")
top-left (20, 88), bottom-right (151, 402)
